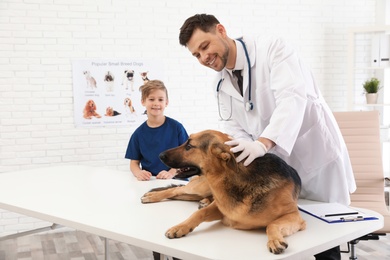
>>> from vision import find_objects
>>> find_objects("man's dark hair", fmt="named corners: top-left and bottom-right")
top-left (179, 14), bottom-right (220, 46)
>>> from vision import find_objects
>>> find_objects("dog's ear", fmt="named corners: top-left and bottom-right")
top-left (210, 143), bottom-right (237, 168)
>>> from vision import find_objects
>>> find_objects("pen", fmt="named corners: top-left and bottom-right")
top-left (340, 216), bottom-right (364, 222)
top-left (323, 212), bottom-right (359, 217)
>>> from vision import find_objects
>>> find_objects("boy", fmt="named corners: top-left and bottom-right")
top-left (125, 80), bottom-right (189, 181)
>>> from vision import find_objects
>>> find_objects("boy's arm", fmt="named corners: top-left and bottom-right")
top-left (130, 160), bottom-right (152, 181)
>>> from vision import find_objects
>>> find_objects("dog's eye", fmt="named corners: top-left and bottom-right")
top-left (185, 144), bottom-right (193, 151)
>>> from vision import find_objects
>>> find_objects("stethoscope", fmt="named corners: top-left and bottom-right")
top-left (216, 38), bottom-right (253, 121)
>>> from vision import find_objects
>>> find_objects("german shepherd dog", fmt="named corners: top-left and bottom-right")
top-left (141, 130), bottom-right (306, 254)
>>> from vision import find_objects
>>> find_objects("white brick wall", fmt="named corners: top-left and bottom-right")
top-left (0, 0), bottom-right (379, 234)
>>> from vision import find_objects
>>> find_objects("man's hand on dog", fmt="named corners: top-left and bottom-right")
top-left (225, 139), bottom-right (268, 166)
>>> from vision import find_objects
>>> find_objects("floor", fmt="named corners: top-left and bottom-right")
top-left (0, 229), bottom-right (153, 260)
top-left (0, 229), bottom-right (389, 260)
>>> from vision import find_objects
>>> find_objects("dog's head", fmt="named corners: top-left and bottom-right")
top-left (85, 100), bottom-right (96, 111)
top-left (159, 130), bottom-right (237, 179)
top-left (105, 71), bottom-right (114, 82)
top-left (83, 71), bottom-right (91, 77)
top-left (124, 70), bottom-right (134, 80)
top-left (124, 97), bottom-right (132, 107)
top-left (105, 107), bottom-right (113, 116)
top-left (140, 71), bottom-right (149, 81)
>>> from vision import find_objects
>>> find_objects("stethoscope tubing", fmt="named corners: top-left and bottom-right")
top-left (237, 38), bottom-right (252, 105)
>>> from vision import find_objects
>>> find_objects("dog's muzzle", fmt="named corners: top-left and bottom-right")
top-left (159, 151), bottom-right (200, 178)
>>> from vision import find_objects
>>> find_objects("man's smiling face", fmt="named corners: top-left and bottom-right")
top-left (186, 27), bottom-right (230, 72)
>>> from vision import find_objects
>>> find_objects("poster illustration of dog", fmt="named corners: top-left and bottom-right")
top-left (140, 71), bottom-right (149, 83)
top-left (83, 71), bottom-right (97, 89)
top-left (105, 107), bottom-right (121, 116)
top-left (124, 97), bottom-right (136, 116)
top-left (104, 71), bottom-right (115, 92)
top-left (83, 99), bottom-right (101, 119)
top-left (122, 70), bottom-right (134, 91)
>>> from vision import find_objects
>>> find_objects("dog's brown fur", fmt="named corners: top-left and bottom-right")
top-left (141, 130), bottom-right (306, 254)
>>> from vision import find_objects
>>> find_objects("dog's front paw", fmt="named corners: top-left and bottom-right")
top-left (165, 225), bottom-right (193, 239)
top-left (267, 239), bottom-right (288, 254)
top-left (140, 192), bottom-right (160, 203)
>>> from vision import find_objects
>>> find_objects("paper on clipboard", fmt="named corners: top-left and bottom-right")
top-left (298, 202), bottom-right (379, 223)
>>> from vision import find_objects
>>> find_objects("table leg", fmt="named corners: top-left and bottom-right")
top-left (105, 237), bottom-right (110, 260)
top-left (0, 223), bottom-right (63, 241)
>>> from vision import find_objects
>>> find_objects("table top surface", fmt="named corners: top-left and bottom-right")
top-left (0, 165), bottom-right (384, 260)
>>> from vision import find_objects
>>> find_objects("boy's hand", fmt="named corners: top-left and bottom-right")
top-left (134, 170), bottom-right (152, 181)
top-left (156, 169), bottom-right (176, 179)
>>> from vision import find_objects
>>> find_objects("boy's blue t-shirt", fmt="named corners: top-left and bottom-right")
top-left (125, 117), bottom-right (189, 176)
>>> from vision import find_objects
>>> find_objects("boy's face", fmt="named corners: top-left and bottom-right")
top-left (141, 89), bottom-right (168, 116)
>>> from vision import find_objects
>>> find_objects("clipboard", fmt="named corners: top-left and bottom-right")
top-left (298, 202), bottom-right (379, 223)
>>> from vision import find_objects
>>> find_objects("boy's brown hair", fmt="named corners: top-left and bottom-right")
top-left (139, 80), bottom-right (169, 101)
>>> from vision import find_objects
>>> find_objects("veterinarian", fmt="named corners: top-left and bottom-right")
top-left (179, 13), bottom-right (356, 260)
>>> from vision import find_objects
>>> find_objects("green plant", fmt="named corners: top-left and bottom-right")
top-left (363, 77), bottom-right (381, 93)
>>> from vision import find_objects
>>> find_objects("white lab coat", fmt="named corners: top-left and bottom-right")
top-left (215, 35), bottom-right (356, 205)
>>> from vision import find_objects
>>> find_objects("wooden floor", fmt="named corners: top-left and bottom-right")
top-left (0, 229), bottom-right (389, 260)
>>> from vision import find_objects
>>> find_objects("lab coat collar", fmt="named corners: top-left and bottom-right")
top-left (233, 38), bottom-right (246, 71)
top-left (233, 37), bottom-right (256, 70)
top-left (218, 36), bottom-right (256, 101)
top-left (234, 37), bottom-right (256, 99)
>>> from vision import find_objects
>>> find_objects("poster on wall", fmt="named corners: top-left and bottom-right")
top-left (72, 59), bottom-right (164, 127)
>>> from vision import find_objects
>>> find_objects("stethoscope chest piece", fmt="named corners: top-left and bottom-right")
top-left (245, 101), bottom-right (253, 112)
